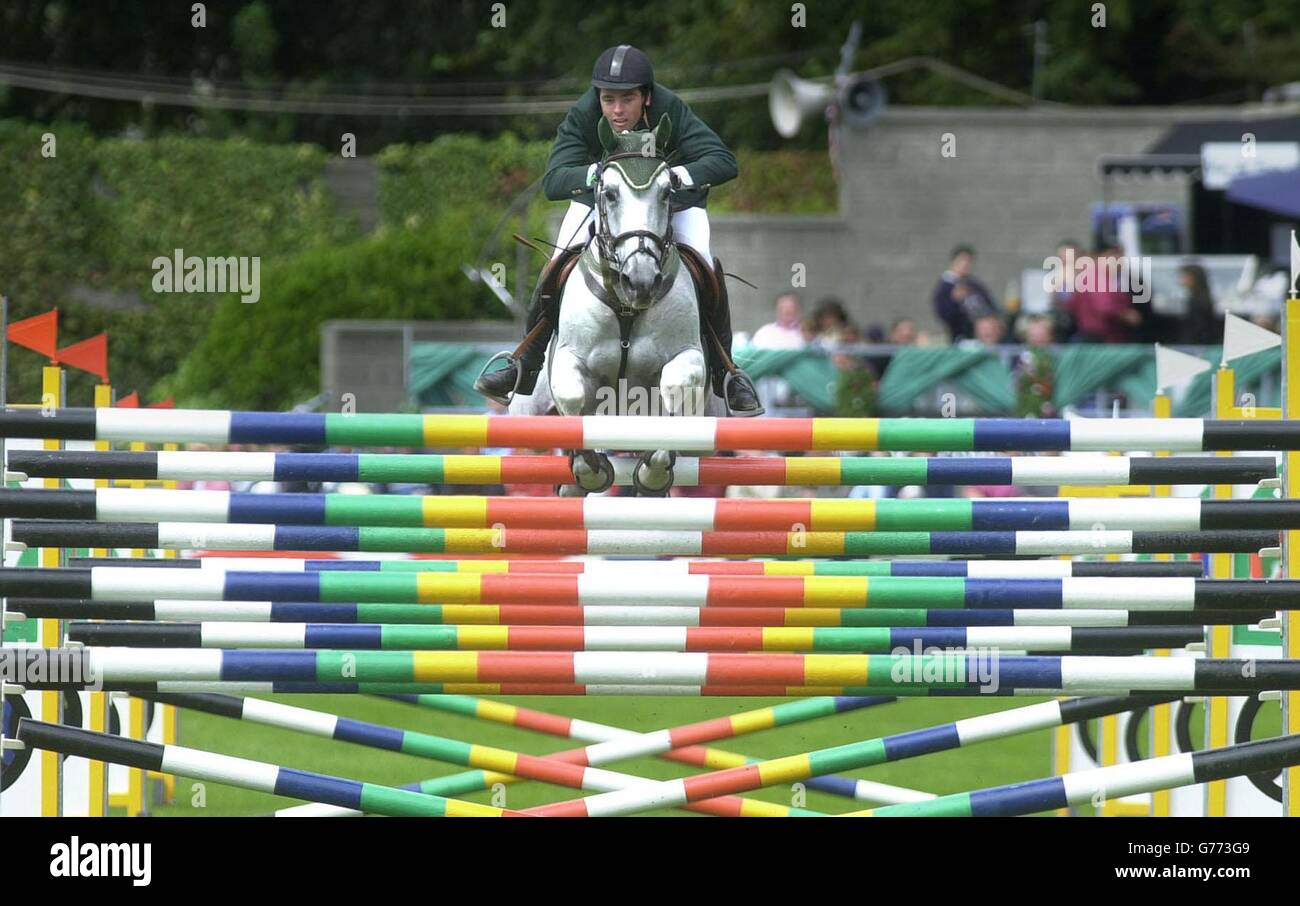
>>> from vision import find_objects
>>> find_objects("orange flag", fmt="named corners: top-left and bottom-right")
top-left (148, 397), bottom-right (176, 409)
top-left (7, 309), bottom-right (58, 358)
top-left (55, 333), bottom-right (109, 383)
top-left (115, 391), bottom-right (140, 408)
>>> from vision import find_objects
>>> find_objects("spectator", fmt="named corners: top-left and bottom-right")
top-left (811, 297), bottom-right (854, 344)
top-left (864, 317), bottom-right (925, 377)
top-left (1176, 263), bottom-right (1224, 345)
top-left (1048, 239), bottom-right (1082, 341)
top-left (1020, 314), bottom-right (1055, 347)
top-left (890, 318), bottom-right (919, 346)
top-left (750, 292), bottom-right (807, 349)
top-left (1067, 246), bottom-right (1140, 343)
top-left (933, 245), bottom-right (999, 342)
top-left (972, 314), bottom-right (1007, 346)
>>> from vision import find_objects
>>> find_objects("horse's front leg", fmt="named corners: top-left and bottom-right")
top-left (549, 346), bottom-right (613, 496)
top-left (659, 347), bottom-right (708, 417)
top-left (632, 347), bottom-right (706, 495)
top-left (549, 345), bottom-right (593, 417)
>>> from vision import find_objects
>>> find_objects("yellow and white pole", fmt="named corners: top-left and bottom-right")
top-left (1283, 289), bottom-right (1300, 817)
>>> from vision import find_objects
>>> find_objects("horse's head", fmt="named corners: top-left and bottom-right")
top-left (594, 113), bottom-right (681, 310)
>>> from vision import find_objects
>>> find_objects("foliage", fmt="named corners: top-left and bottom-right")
top-left (7, 1), bottom-right (1298, 150)
top-left (1014, 347), bottom-right (1058, 418)
top-left (710, 149), bottom-right (836, 214)
top-left (377, 132), bottom-right (554, 247)
top-left (167, 216), bottom-right (504, 410)
top-left (1, 118), bottom-right (834, 407)
top-left (835, 363), bottom-right (878, 418)
top-left (0, 120), bottom-right (358, 403)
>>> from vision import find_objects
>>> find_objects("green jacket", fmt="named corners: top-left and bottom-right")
top-left (542, 82), bottom-right (738, 210)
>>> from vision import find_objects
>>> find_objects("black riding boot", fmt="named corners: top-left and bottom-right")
top-left (711, 257), bottom-right (764, 416)
top-left (474, 273), bottom-right (555, 406)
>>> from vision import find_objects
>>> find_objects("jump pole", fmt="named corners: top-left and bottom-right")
top-left (8, 488), bottom-right (1300, 532)
top-left (15, 718), bottom-right (517, 818)
top-left (131, 692), bottom-right (811, 817)
top-left (2, 567), bottom-right (1290, 611)
top-left (10, 648), bottom-right (1300, 694)
top-left (65, 621), bottom-right (1207, 654)
top-left (8, 408), bottom-right (1300, 451)
top-left (6, 521), bottom-right (1281, 556)
top-left (9, 449), bottom-right (1278, 488)
top-left (64, 555), bottom-right (1214, 579)
top-left (16, 598), bottom-right (1270, 629)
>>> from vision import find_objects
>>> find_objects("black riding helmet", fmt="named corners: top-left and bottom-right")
top-left (592, 44), bottom-right (654, 91)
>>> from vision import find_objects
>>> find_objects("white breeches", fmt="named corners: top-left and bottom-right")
top-left (551, 201), bottom-right (712, 263)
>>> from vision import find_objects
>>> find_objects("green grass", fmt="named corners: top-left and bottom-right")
top-left (143, 694), bottom-right (1058, 817)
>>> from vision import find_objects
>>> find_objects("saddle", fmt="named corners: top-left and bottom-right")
top-left (537, 237), bottom-right (722, 333)
top-left (511, 230), bottom-right (738, 392)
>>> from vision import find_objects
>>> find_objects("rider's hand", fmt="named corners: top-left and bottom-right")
top-left (669, 165), bottom-right (694, 187)
top-left (586, 163), bottom-right (598, 187)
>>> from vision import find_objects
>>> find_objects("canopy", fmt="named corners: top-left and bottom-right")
top-left (1225, 167), bottom-right (1300, 219)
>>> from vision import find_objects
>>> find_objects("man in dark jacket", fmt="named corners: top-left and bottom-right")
top-left (932, 245), bottom-right (999, 342)
top-left (476, 44), bottom-right (762, 415)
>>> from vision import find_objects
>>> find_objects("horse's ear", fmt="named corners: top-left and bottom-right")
top-left (598, 117), bottom-right (617, 151)
top-left (652, 113), bottom-right (672, 153)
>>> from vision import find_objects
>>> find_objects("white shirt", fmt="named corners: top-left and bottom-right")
top-left (749, 322), bottom-right (807, 350)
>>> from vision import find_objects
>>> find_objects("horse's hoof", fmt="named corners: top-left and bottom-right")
top-left (569, 450), bottom-right (615, 494)
top-left (632, 450), bottom-right (676, 496)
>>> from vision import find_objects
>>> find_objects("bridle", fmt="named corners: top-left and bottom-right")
top-left (579, 147), bottom-right (683, 383)
top-left (592, 150), bottom-right (680, 283)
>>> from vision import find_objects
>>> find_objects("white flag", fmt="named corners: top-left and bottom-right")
top-left (1222, 312), bottom-right (1281, 364)
top-left (1155, 343), bottom-right (1211, 392)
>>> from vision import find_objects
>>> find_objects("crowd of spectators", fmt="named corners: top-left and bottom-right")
top-left (932, 241), bottom-right (1243, 349)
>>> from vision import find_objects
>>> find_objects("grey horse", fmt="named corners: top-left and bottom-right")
top-left (509, 114), bottom-right (724, 495)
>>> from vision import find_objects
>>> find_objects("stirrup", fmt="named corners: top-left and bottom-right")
top-left (473, 350), bottom-right (523, 407)
top-left (723, 371), bottom-right (765, 418)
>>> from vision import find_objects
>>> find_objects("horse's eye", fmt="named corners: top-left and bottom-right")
top-left (603, 187), bottom-right (618, 202)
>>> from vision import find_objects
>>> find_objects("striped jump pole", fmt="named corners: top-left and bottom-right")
top-left (854, 734), bottom-right (1300, 817)
top-left (9, 449), bottom-right (1278, 487)
top-left (14, 719), bottom-right (519, 818)
top-left (21, 677), bottom-right (1285, 698)
top-left (15, 598), bottom-right (1269, 629)
top-left (8, 521), bottom-right (1279, 555)
top-left (8, 489), bottom-right (1297, 533)
top-left (363, 693), bottom-right (925, 814)
top-left (522, 694), bottom-right (1178, 817)
top-left (64, 621), bottom-right (1208, 654)
top-left (126, 692), bottom-right (810, 817)
top-left (10, 648), bottom-right (1300, 694)
top-left (11, 488), bottom-right (1300, 533)
top-left (6, 408), bottom-right (1300, 451)
top-left (67, 555), bottom-right (1211, 579)
top-left (2, 567), bottom-right (1289, 612)
top-left (148, 692), bottom-right (920, 817)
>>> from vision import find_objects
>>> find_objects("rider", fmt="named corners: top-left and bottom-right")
top-left (475, 43), bottom-right (764, 416)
